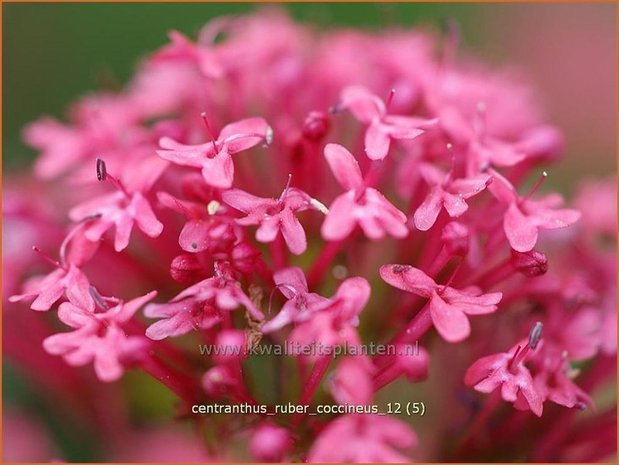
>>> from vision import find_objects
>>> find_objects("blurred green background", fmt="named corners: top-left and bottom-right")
top-left (3, 2), bottom-right (616, 462)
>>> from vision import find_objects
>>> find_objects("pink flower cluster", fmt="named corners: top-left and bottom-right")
top-left (5, 10), bottom-right (615, 462)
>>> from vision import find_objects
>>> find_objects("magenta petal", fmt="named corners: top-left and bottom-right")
top-left (364, 122), bottom-right (391, 160)
top-left (324, 144), bottom-right (363, 190)
top-left (413, 187), bottom-right (443, 231)
top-left (429, 293), bottom-right (471, 343)
top-left (379, 264), bottom-right (436, 297)
top-left (504, 203), bottom-right (538, 252)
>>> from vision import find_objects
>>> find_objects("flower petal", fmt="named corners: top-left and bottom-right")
top-left (324, 144), bottom-right (363, 190)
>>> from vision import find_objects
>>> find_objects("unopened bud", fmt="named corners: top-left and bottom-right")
top-left (202, 365), bottom-right (237, 397)
top-left (213, 330), bottom-right (248, 364)
top-left (250, 424), bottom-right (292, 462)
top-left (511, 249), bottom-right (548, 277)
top-left (302, 111), bottom-right (330, 141)
top-left (170, 254), bottom-right (209, 284)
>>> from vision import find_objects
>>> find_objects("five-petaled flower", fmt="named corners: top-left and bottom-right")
top-left (340, 85), bottom-right (437, 160)
top-left (464, 339), bottom-right (544, 417)
top-left (144, 269), bottom-right (263, 340)
top-left (321, 143), bottom-right (408, 241)
top-left (488, 169), bottom-right (581, 252)
top-left (413, 161), bottom-right (492, 231)
top-left (261, 266), bottom-right (330, 333)
top-left (222, 180), bottom-right (324, 255)
top-left (380, 264), bottom-right (502, 342)
top-left (43, 291), bottom-right (157, 382)
top-left (156, 117), bottom-right (272, 189)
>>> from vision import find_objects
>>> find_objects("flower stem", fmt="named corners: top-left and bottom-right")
top-left (307, 239), bottom-right (346, 289)
top-left (292, 355), bottom-right (331, 427)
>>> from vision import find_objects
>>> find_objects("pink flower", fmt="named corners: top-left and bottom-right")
top-left (329, 356), bottom-right (375, 405)
top-left (9, 225), bottom-right (98, 312)
top-left (156, 117), bottom-right (272, 189)
top-left (222, 181), bottom-right (323, 255)
top-left (464, 336), bottom-right (544, 417)
top-left (413, 162), bottom-right (492, 231)
top-left (250, 424), bottom-right (292, 462)
top-left (23, 117), bottom-right (88, 179)
top-left (43, 291), bottom-right (156, 381)
top-left (69, 159), bottom-right (164, 252)
top-left (157, 191), bottom-right (240, 253)
top-left (289, 277), bottom-right (370, 353)
top-left (261, 266), bottom-right (330, 333)
top-left (144, 271), bottom-right (263, 340)
top-left (321, 143), bottom-right (408, 240)
top-left (380, 264), bottom-right (502, 342)
top-left (488, 169), bottom-right (581, 252)
top-left (308, 414), bottom-right (417, 462)
top-left (533, 355), bottom-right (592, 409)
top-left (151, 30), bottom-right (223, 79)
top-left (340, 85), bottom-right (436, 160)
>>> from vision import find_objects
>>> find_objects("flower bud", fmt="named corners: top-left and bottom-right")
top-left (250, 424), bottom-right (292, 462)
top-left (396, 345), bottom-right (429, 382)
top-left (202, 365), bottom-right (237, 397)
top-left (302, 111), bottom-right (330, 141)
top-left (213, 330), bottom-right (247, 364)
top-left (170, 254), bottom-right (209, 284)
top-left (511, 249), bottom-right (548, 277)
top-left (230, 242), bottom-right (261, 274)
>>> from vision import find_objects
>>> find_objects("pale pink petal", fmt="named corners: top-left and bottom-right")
top-left (364, 122), bottom-right (391, 160)
top-left (273, 267), bottom-right (309, 297)
top-left (324, 144), bottom-right (362, 190)
top-left (531, 206), bottom-right (581, 230)
top-left (222, 189), bottom-right (268, 213)
top-left (379, 264), bottom-right (436, 297)
top-left (413, 187), bottom-right (444, 231)
top-left (504, 203), bottom-right (538, 252)
top-left (429, 293), bottom-right (471, 343)
top-left (442, 192), bottom-right (468, 218)
top-left (280, 208), bottom-right (307, 255)
top-left (450, 174), bottom-right (491, 198)
top-left (418, 163), bottom-right (446, 185)
top-left (321, 193), bottom-right (357, 241)
top-left (114, 214), bottom-right (134, 252)
top-left (132, 194), bottom-right (164, 238)
top-left (64, 266), bottom-right (95, 312)
top-left (179, 220), bottom-right (209, 252)
top-left (340, 85), bottom-right (384, 122)
top-left (255, 215), bottom-right (280, 243)
top-left (201, 152), bottom-right (234, 188)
